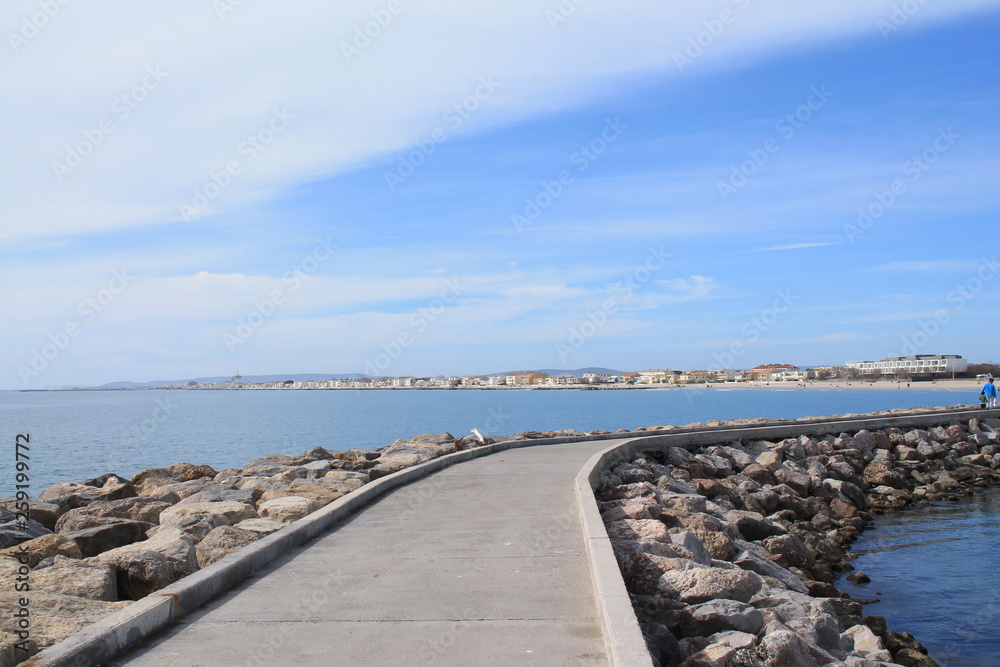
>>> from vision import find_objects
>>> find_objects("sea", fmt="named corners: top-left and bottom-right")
top-left (2, 385), bottom-right (993, 663)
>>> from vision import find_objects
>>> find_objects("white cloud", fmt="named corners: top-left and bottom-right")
top-left (5, 0), bottom-right (999, 241)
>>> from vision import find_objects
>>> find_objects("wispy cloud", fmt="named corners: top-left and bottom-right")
top-left (745, 242), bottom-right (838, 253)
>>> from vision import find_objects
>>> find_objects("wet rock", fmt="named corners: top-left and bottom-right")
top-left (846, 572), bottom-right (871, 584)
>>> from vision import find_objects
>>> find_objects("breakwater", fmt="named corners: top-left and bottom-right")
top-left (595, 414), bottom-right (1000, 665)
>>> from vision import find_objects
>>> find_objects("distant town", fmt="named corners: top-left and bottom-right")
top-left (85, 354), bottom-right (987, 391)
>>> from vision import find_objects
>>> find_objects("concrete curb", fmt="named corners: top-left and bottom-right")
top-left (27, 406), bottom-right (996, 666)
top-left (572, 407), bottom-right (998, 666)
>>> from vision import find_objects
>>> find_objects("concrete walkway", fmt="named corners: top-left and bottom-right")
top-left (106, 439), bottom-right (623, 667)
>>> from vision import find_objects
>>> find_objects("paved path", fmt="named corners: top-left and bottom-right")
top-left (107, 439), bottom-right (623, 667)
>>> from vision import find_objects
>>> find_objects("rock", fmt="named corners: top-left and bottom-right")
top-left (130, 467), bottom-right (181, 495)
top-left (153, 511), bottom-right (230, 542)
top-left (693, 530), bottom-right (736, 561)
top-left (153, 479), bottom-right (222, 500)
top-left (169, 462), bottom-right (218, 481)
top-left (706, 630), bottom-right (755, 651)
top-left (684, 599), bottom-right (765, 636)
top-left (257, 496), bottom-right (322, 523)
top-left (56, 511), bottom-right (155, 535)
top-left (732, 629), bottom-right (833, 666)
top-left (756, 451), bottom-right (782, 472)
top-left (0, 590), bottom-right (129, 650)
top-left (864, 461), bottom-right (904, 489)
top-left (36, 480), bottom-right (137, 511)
top-left (259, 485), bottom-right (343, 507)
top-left (176, 488), bottom-right (258, 506)
top-left (60, 519), bottom-right (149, 557)
top-left (0, 533), bottom-right (81, 567)
top-left (894, 648), bottom-right (940, 667)
top-left (886, 630), bottom-right (928, 655)
top-left (195, 526), bottom-right (262, 568)
top-left (669, 531), bottom-right (714, 566)
top-left (235, 476), bottom-right (290, 495)
top-left (762, 534), bottom-right (815, 569)
top-left (606, 519), bottom-right (670, 543)
top-left (0, 631), bottom-right (38, 663)
top-left (842, 624), bottom-right (893, 662)
top-left (724, 510), bottom-right (782, 541)
top-left (0, 499), bottom-right (61, 530)
top-left (733, 547), bottom-right (809, 594)
top-left (159, 501), bottom-right (258, 526)
top-left (774, 467), bottom-right (812, 496)
top-left (0, 507), bottom-right (52, 548)
top-left (30, 555), bottom-right (117, 601)
top-left (55, 497), bottom-right (173, 529)
top-left (846, 572), bottom-right (871, 584)
top-left (677, 642), bottom-right (737, 667)
top-left (233, 518), bottom-right (286, 535)
top-left (658, 567), bottom-right (764, 603)
top-left (95, 529), bottom-right (198, 599)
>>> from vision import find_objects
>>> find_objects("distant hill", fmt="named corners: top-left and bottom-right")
top-left (100, 373), bottom-right (370, 389)
top-left (481, 367), bottom-right (626, 377)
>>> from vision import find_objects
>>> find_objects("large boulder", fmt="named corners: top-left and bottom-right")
top-left (259, 486), bottom-right (342, 507)
top-left (657, 567), bottom-right (764, 604)
top-left (606, 519), bottom-right (670, 543)
top-left (95, 529), bottom-right (198, 599)
top-left (683, 599), bottom-right (765, 636)
top-left (158, 501), bottom-right (258, 526)
top-left (55, 497), bottom-right (173, 529)
top-left (130, 467), bottom-right (181, 495)
top-left (169, 462), bottom-right (218, 481)
top-left (175, 488), bottom-right (257, 506)
top-left (0, 500), bottom-right (61, 531)
top-left (36, 479), bottom-right (137, 513)
top-left (30, 555), bottom-right (117, 601)
top-left (0, 508), bottom-right (52, 548)
top-left (153, 511), bottom-right (230, 542)
top-left (61, 519), bottom-right (150, 557)
top-left (0, 590), bottom-right (129, 650)
top-left (56, 512), bottom-right (155, 535)
top-left (258, 496), bottom-right (322, 523)
top-left (0, 534), bottom-right (81, 567)
top-left (195, 526), bottom-right (262, 568)
top-left (732, 629), bottom-right (834, 666)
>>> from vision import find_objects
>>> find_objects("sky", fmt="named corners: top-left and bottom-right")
top-left (2, 0), bottom-right (999, 388)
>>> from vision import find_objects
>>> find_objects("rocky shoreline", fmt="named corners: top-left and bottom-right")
top-left (596, 415), bottom-right (1000, 666)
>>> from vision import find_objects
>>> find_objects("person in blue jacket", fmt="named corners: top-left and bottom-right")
top-left (982, 378), bottom-right (997, 409)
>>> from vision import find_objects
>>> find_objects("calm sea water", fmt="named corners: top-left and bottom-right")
top-left (838, 489), bottom-right (1000, 667)
top-left (0, 386), bottom-right (975, 495)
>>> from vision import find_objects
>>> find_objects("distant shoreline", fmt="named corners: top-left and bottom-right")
top-left (22, 378), bottom-right (986, 393)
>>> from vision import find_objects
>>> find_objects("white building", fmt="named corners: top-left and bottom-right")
top-left (846, 355), bottom-right (967, 376)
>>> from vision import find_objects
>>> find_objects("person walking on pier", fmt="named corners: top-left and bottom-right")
top-left (982, 378), bottom-right (997, 409)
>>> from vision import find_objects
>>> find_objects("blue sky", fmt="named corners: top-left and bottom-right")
top-left (2, 0), bottom-right (999, 388)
